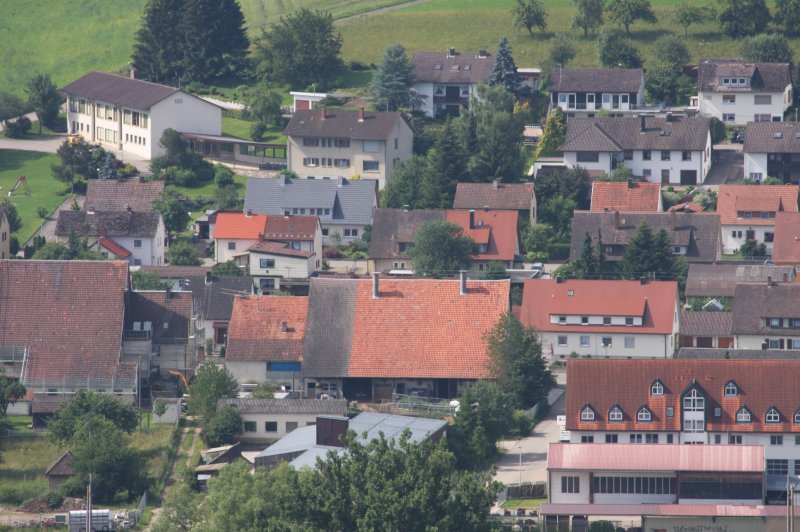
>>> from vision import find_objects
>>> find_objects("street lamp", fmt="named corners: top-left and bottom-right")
top-left (515, 441), bottom-right (524, 485)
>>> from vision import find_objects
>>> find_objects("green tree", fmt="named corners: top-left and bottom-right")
top-left (619, 224), bottom-right (676, 280)
top-left (212, 261), bottom-right (243, 276)
top-left (178, 0), bottom-right (249, 81)
top-left (522, 223), bottom-right (555, 255)
top-left (718, 0), bottom-right (770, 38)
top-left (152, 186), bottom-right (190, 236)
top-left (740, 238), bottom-right (767, 257)
top-left (52, 138), bottom-right (103, 192)
top-left (0, 199), bottom-right (21, 232)
top-left (408, 221), bottom-right (476, 278)
top-left (513, 0), bottom-right (548, 35)
top-left (25, 73), bottom-right (63, 133)
top-left (97, 153), bottom-right (117, 180)
top-left (776, 0), bottom-right (800, 35)
top-left (380, 155), bottom-right (429, 208)
top-left (0, 368), bottom-right (25, 418)
top-left (0, 92), bottom-right (26, 130)
top-left (597, 31), bottom-right (642, 68)
top-left (549, 34), bottom-right (577, 67)
top-left (571, 0), bottom-right (605, 37)
top-left (202, 405), bottom-right (243, 447)
top-left (32, 234), bottom-right (102, 260)
top-left (243, 84), bottom-right (283, 127)
top-left (647, 61), bottom-right (694, 105)
top-left (419, 119), bottom-right (467, 208)
top-left (215, 184), bottom-right (243, 211)
top-left (488, 37), bottom-right (522, 96)
top-left (250, 382), bottom-right (279, 398)
top-left (49, 390), bottom-right (139, 444)
top-left (535, 165), bottom-right (592, 209)
top-left (370, 43), bottom-right (417, 112)
top-left (131, 0), bottom-right (185, 82)
top-left (485, 311), bottom-right (552, 408)
top-left (540, 195), bottom-right (577, 238)
top-left (481, 261), bottom-right (510, 280)
top-left (575, 231), bottom-right (598, 278)
top-left (188, 363), bottom-right (239, 419)
top-left (131, 270), bottom-right (170, 290)
top-left (167, 241), bottom-right (201, 266)
top-left (672, 2), bottom-right (715, 36)
top-left (152, 480), bottom-right (202, 532)
top-left (536, 106), bottom-right (567, 157)
top-left (653, 34), bottom-right (689, 67)
top-left (740, 34), bottom-right (793, 64)
top-left (607, 0), bottom-right (657, 35)
top-left (214, 165), bottom-right (234, 187)
top-left (255, 9), bottom-right (343, 89)
top-left (709, 117), bottom-right (727, 145)
top-left (158, 128), bottom-right (187, 167)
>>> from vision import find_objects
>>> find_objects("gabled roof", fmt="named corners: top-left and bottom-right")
top-left (180, 275), bottom-right (254, 322)
top-left (685, 263), bottom-right (795, 297)
top-left (284, 109), bottom-right (407, 141)
top-left (212, 212), bottom-right (268, 240)
top-left (731, 283), bottom-right (800, 335)
top-left (226, 296), bottom-right (308, 363)
top-left (773, 212), bottom-right (800, 264)
top-left (263, 215), bottom-right (319, 241)
top-left (569, 211), bottom-right (721, 263)
top-left (85, 180), bottom-right (165, 212)
top-left (219, 398), bottom-right (346, 415)
top-left (45, 451), bottom-right (74, 478)
top-left (369, 208), bottom-right (445, 260)
top-left (61, 71), bottom-right (180, 110)
top-left (248, 241), bottom-right (314, 258)
top-left (244, 177), bottom-right (377, 226)
top-left (547, 67), bottom-right (644, 93)
top-left (411, 51), bottom-right (495, 84)
top-left (0, 260), bottom-right (131, 384)
top-left (520, 279), bottom-right (677, 335)
top-left (679, 311), bottom-right (732, 337)
top-left (590, 182), bottom-right (662, 212)
top-left (126, 291), bottom-right (192, 341)
top-left (302, 277), bottom-right (510, 379)
top-left (716, 184), bottom-right (799, 225)
top-left (55, 210), bottom-right (161, 238)
top-left (566, 358), bottom-right (800, 433)
top-left (745, 122), bottom-right (800, 154)
top-left (561, 116), bottom-right (710, 153)
top-left (97, 237), bottom-right (130, 258)
top-left (698, 58), bottom-right (791, 93)
top-left (445, 210), bottom-right (519, 261)
top-left (453, 182), bottom-right (534, 211)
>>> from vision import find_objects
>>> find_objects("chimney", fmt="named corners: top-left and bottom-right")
top-left (614, 210), bottom-right (620, 230)
top-left (448, 47), bottom-right (456, 58)
top-left (627, 178), bottom-right (633, 189)
top-left (165, 286), bottom-right (171, 299)
top-left (129, 64), bottom-right (136, 80)
top-left (244, 209), bottom-right (252, 217)
top-left (493, 178), bottom-right (500, 189)
top-left (205, 271), bottom-right (212, 285)
top-left (281, 321), bottom-right (288, 333)
top-left (479, 49), bottom-right (488, 58)
top-left (670, 210), bottom-right (676, 230)
top-left (469, 209), bottom-right (475, 229)
top-left (358, 107), bottom-right (365, 122)
top-left (640, 114), bottom-right (646, 132)
top-left (767, 276), bottom-right (773, 286)
top-left (459, 270), bottom-right (468, 296)
top-left (320, 106), bottom-right (327, 121)
top-left (483, 205), bottom-right (489, 212)
top-left (372, 272), bottom-right (380, 299)
top-left (315, 415), bottom-right (349, 447)
top-left (125, 203), bottom-right (132, 212)
top-left (556, 275), bottom-right (564, 284)
top-left (666, 112), bottom-right (673, 123)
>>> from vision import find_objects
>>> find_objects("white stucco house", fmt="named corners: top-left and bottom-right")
top-left (54, 210), bottom-right (166, 266)
top-left (697, 58), bottom-right (792, 126)
top-left (548, 67), bottom-right (646, 116)
top-left (560, 115), bottom-right (712, 185)
top-left (744, 121), bottom-right (800, 183)
top-left (716, 184), bottom-right (799, 254)
top-left (62, 71), bottom-right (222, 160)
top-left (218, 398), bottom-right (347, 443)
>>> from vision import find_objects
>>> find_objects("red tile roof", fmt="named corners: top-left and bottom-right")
top-left (716, 184), bottom-right (799, 226)
top-left (97, 237), bottom-right (131, 258)
top-left (566, 358), bottom-right (800, 433)
top-left (590, 182), bottom-right (662, 212)
top-left (453, 182), bottom-right (535, 211)
top-left (0, 260), bottom-right (130, 383)
top-left (262, 215), bottom-right (319, 241)
top-left (248, 240), bottom-right (314, 258)
top-left (668, 201), bottom-right (705, 213)
top-left (213, 212), bottom-right (268, 239)
top-left (520, 279), bottom-right (678, 334)
top-left (548, 443), bottom-right (763, 472)
top-left (772, 212), bottom-right (800, 264)
top-left (226, 296), bottom-right (308, 362)
top-left (445, 210), bottom-right (519, 261)
top-left (347, 279), bottom-right (510, 379)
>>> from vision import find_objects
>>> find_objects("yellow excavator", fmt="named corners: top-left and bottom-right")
top-left (167, 370), bottom-right (190, 392)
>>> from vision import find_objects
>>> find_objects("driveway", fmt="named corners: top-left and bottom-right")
top-left (27, 195), bottom-right (85, 247)
top-left (704, 144), bottom-right (743, 185)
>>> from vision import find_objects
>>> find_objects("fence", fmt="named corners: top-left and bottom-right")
top-left (132, 491), bottom-right (147, 524)
top-left (378, 394), bottom-right (457, 419)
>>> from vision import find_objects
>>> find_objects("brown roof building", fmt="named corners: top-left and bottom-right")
top-left (453, 181), bottom-right (536, 222)
top-left (85, 179), bottom-right (165, 212)
top-left (411, 49), bottom-right (495, 118)
top-left (590, 181), bottom-right (662, 212)
top-left (685, 263), bottom-right (795, 299)
top-left (744, 122), bottom-right (800, 184)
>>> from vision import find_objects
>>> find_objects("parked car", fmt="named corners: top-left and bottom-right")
top-left (732, 130), bottom-right (745, 144)
top-left (530, 262), bottom-right (544, 278)
top-left (316, 383), bottom-right (341, 399)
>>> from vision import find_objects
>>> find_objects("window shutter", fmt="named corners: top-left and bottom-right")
top-left (780, 339), bottom-right (785, 349)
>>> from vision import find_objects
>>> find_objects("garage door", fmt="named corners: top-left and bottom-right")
top-left (680, 170), bottom-right (697, 185)
top-left (295, 99), bottom-right (310, 110)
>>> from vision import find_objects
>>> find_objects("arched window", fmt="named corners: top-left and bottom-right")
top-left (766, 407), bottom-right (781, 424)
top-left (651, 380), bottom-right (664, 396)
top-left (609, 406), bottom-right (624, 422)
top-left (723, 381), bottom-right (738, 397)
top-left (683, 388), bottom-right (705, 411)
top-left (581, 405), bottom-right (595, 422)
top-left (637, 407), bottom-right (652, 422)
top-left (736, 407), bottom-right (751, 423)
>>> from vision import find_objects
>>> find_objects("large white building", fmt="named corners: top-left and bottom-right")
top-left (410, 49), bottom-right (495, 118)
top-left (697, 58), bottom-right (792, 126)
top-left (218, 398), bottom-right (347, 443)
top-left (62, 71), bottom-right (222, 160)
top-left (520, 279), bottom-right (680, 359)
top-left (560, 115), bottom-right (712, 185)
top-left (548, 67), bottom-right (646, 117)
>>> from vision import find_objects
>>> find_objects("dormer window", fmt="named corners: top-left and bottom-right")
top-left (581, 405), bottom-right (596, 421)
top-left (794, 409), bottom-right (800, 424)
top-left (651, 380), bottom-right (664, 396)
top-left (724, 380), bottom-right (738, 397)
top-left (637, 406), bottom-right (652, 422)
top-left (736, 407), bottom-right (751, 423)
top-left (766, 407), bottom-right (781, 424)
top-left (609, 405), bottom-right (624, 422)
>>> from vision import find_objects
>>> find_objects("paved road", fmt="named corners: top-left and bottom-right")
top-left (0, 136), bottom-right (152, 174)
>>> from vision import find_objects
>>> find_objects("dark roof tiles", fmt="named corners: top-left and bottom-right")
top-left (284, 109), bottom-right (406, 141)
top-left (85, 180), bottom-right (164, 212)
top-left (698, 58), bottom-right (791, 93)
top-left (453, 182), bottom-right (534, 211)
top-left (411, 51), bottom-right (495, 84)
top-left (55, 210), bottom-right (161, 238)
top-left (561, 116), bottom-right (710, 153)
top-left (62, 71), bottom-right (178, 110)
top-left (548, 67), bottom-right (644, 93)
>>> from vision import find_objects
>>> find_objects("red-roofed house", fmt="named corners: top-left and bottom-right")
top-left (225, 296), bottom-right (308, 386)
top-left (520, 278), bottom-right (679, 359)
top-left (96, 236), bottom-right (131, 259)
top-left (213, 212), bottom-right (269, 263)
top-left (717, 184), bottom-right (799, 254)
top-left (445, 210), bottom-right (520, 272)
top-left (772, 211), bottom-right (800, 265)
top-left (590, 181), bottom-right (662, 212)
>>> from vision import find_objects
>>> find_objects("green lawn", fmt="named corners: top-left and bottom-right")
top-left (501, 497), bottom-right (546, 510)
top-left (0, 149), bottom-right (65, 244)
top-left (222, 116), bottom-right (287, 144)
top-left (174, 173), bottom-right (248, 200)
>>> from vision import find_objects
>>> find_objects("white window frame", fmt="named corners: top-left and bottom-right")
top-left (724, 381), bottom-right (738, 397)
top-left (737, 408), bottom-right (751, 423)
top-left (609, 406), bottom-right (623, 422)
top-left (766, 408), bottom-right (781, 424)
top-left (651, 381), bottom-right (664, 396)
top-left (581, 406), bottom-right (595, 421)
top-left (637, 408), bottom-right (652, 422)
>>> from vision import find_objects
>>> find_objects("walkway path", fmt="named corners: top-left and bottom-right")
top-left (146, 422), bottom-right (200, 531)
top-left (336, 0), bottom-right (431, 23)
top-left (25, 195), bottom-right (85, 247)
